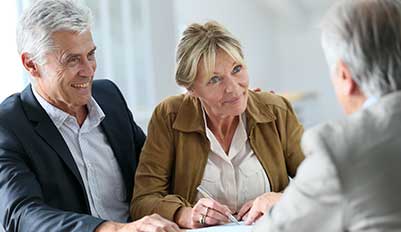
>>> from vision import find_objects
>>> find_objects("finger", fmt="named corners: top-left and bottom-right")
top-left (244, 207), bottom-right (263, 225)
top-left (166, 224), bottom-right (182, 232)
top-left (203, 214), bottom-right (221, 226)
top-left (204, 207), bottom-right (230, 223)
top-left (139, 223), bottom-right (173, 232)
top-left (149, 214), bottom-right (177, 227)
top-left (200, 198), bottom-right (233, 215)
top-left (194, 198), bottom-right (232, 225)
top-left (237, 201), bottom-right (252, 219)
top-left (191, 201), bottom-right (206, 220)
top-left (242, 211), bottom-right (249, 221)
top-left (142, 214), bottom-right (180, 231)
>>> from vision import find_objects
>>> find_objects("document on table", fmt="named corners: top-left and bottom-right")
top-left (185, 222), bottom-right (252, 232)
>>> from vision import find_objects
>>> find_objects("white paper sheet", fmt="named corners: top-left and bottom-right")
top-left (185, 222), bottom-right (252, 232)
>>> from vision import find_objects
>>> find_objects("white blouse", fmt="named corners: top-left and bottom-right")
top-left (196, 111), bottom-right (271, 212)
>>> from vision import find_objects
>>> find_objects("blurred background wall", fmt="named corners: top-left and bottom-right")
top-left (0, 0), bottom-right (342, 131)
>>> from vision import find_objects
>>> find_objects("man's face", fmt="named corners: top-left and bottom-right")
top-left (35, 30), bottom-right (96, 114)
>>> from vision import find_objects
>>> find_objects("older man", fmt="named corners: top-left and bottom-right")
top-left (0, 0), bottom-right (180, 232)
top-left (250, 0), bottom-right (401, 231)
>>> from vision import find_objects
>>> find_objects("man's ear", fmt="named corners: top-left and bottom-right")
top-left (21, 53), bottom-right (41, 78)
top-left (337, 60), bottom-right (358, 96)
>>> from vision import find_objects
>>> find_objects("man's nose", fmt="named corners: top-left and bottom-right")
top-left (79, 59), bottom-right (95, 77)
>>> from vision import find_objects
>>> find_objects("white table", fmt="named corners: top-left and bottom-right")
top-left (185, 222), bottom-right (252, 232)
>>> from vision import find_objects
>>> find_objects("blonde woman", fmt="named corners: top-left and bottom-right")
top-left (131, 21), bottom-right (304, 229)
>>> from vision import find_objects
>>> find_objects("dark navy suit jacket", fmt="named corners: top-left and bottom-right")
top-left (0, 79), bottom-right (146, 232)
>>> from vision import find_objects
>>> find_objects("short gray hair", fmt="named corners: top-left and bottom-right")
top-left (16, 0), bottom-right (93, 65)
top-left (321, 0), bottom-right (401, 97)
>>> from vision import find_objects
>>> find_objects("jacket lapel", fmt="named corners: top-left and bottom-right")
top-left (100, 117), bottom-right (130, 188)
top-left (20, 85), bottom-right (86, 192)
top-left (91, 82), bottom-right (133, 198)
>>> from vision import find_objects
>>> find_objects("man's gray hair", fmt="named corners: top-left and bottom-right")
top-left (321, 0), bottom-right (401, 97)
top-left (16, 0), bottom-right (93, 65)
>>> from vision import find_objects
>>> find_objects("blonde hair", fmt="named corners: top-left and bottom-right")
top-left (175, 21), bottom-right (245, 89)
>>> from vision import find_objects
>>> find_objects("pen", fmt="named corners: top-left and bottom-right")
top-left (196, 185), bottom-right (240, 224)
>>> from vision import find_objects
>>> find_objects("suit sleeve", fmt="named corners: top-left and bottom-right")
top-left (0, 125), bottom-right (104, 232)
top-left (252, 130), bottom-right (344, 232)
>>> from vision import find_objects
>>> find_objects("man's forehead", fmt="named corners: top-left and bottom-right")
top-left (51, 30), bottom-right (95, 54)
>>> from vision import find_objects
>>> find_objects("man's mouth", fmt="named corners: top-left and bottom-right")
top-left (71, 82), bottom-right (90, 88)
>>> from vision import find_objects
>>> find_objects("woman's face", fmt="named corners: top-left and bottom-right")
top-left (190, 49), bottom-right (249, 119)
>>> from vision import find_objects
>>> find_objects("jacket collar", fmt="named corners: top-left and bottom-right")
top-left (172, 91), bottom-right (276, 133)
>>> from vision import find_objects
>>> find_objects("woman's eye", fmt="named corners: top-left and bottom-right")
top-left (232, 65), bottom-right (242, 74)
top-left (208, 76), bottom-right (222, 85)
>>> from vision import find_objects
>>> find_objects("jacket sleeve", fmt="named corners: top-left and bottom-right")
top-left (0, 125), bottom-right (104, 232)
top-left (130, 103), bottom-right (191, 221)
top-left (252, 131), bottom-right (343, 232)
top-left (281, 97), bottom-right (305, 177)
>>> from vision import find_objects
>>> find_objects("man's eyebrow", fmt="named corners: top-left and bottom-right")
top-left (60, 46), bottom-right (97, 63)
top-left (61, 53), bottom-right (79, 63)
top-left (89, 46), bottom-right (97, 54)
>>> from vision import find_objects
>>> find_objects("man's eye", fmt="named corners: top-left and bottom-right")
top-left (232, 65), bottom-right (242, 74)
top-left (208, 76), bottom-right (222, 85)
top-left (67, 57), bottom-right (80, 65)
top-left (88, 52), bottom-right (96, 61)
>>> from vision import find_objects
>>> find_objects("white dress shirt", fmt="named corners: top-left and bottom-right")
top-left (32, 86), bottom-right (129, 222)
top-left (196, 110), bottom-right (270, 212)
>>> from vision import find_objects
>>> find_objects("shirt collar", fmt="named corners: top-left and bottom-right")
top-left (362, 96), bottom-right (378, 109)
top-left (31, 85), bottom-right (105, 129)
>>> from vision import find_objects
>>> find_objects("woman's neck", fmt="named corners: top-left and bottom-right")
top-left (206, 113), bottom-right (240, 154)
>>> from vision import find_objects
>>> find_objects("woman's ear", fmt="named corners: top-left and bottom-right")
top-left (187, 86), bottom-right (196, 96)
top-left (21, 53), bottom-right (41, 78)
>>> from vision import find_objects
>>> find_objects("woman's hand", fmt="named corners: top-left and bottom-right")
top-left (236, 200), bottom-right (253, 221)
top-left (175, 198), bottom-right (232, 228)
top-left (239, 192), bottom-right (282, 225)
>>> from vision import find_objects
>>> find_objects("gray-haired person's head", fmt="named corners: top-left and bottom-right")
top-left (17, 0), bottom-right (93, 65)
top-left (321, 0), bottom-right (401, 97)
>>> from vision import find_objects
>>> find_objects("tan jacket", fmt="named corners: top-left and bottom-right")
top-left (131, 91), bottom-right (304, 221)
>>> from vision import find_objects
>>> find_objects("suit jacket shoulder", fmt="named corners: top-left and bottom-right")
top-left (0, 79), bottom-right (145, 232)
top-left (301, 91), bottom-right (401, 230)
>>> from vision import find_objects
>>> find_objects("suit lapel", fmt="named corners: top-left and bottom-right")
top-left (92, 80), bottom-right (133, 198)
top-left (100, 110), bottom-right (132, 195)
top-left (20, 85), bottom-right (86, 192)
